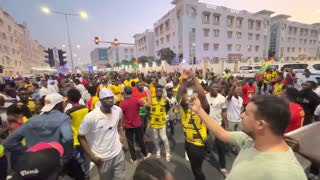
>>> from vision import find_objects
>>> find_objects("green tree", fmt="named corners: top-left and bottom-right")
top-left (121, 59), bottom-right (130, 65)
top-left (157, 48), bottom-right (176, 65)
top-left (130, 57), bottom-right (136, 65)
top-left (105, 63), bottom-right (112, 68)
top-left (138, 56), bottom-right (149, 66)
top-left (114, 62), bottom-right (121, 67)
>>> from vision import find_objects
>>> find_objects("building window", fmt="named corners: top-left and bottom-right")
top-left (202, 13), bottom-right (210, 24)
top-left (227, 31), bottom-right (233, 39)
top-left (248, 19), bottom-right (254, 29)
top-left (247, 45), bottom-right (252, 52)
top-left (124, 49), bottom-right (128, 53)
top-left (248, 33), bottom-right (253, 40)
top-left (160, 25), bottom-right (163, 34)
top-left (203, 43), bottom-right (209, 51)
top-left (287, 47), bottom-right (290, 53)
top-left (165, 20), bottom-right (170, 31)
top-left (160, 38), bottom-right (164, 44)
top-left (213, 43), bottom-right (219, 51)
top-left (292, 47), bottom-right (295, 52)
top-left (213, 29), bottom-right (219, 37)
top-left (227, 16), bottom-right (234, 27)
top-left (166, 35), bottom-right (170, 43)
top-left (236, 32), bottom-right (242, 39)
top-left (255, 45), bottom-right (259, 52)
top-left (304, 39), bottom-right (307, 44)
top-left (227, 44), bottom-right (232, 51)
top-left (155, 28), bottom-right (159, 36)
top-left (213, 14), bottom-right (220, 25)
top-left (156, 40), bottom-right (159, 46)
top-left (130, 49), bottom-right (134, 53)
top-left (236, 44), bottom-right (241, 52)
top-left (236, 18), bottom-right (242, 28)
top-left (203, 28), bottom-right (210, 37)
top-left (2, 33), bottom-right (6, 40)
top-left (12, 48), bottom-right (15, 54)
top-left (0, 18), bottom-right (3, 26)
top-left (256, 34), bottom-right (260, 41)
top-left (299, 48), bottom-right (301, 53)
top-left (8, 25), bottom-right (11, 32)
top-left (125, 55), bottom-right (128, 59)
top-left (256, 21), bottom-right (261, 31)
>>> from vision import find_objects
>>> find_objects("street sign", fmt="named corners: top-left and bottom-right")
top-left (88, 66), bottom-right (93, 71)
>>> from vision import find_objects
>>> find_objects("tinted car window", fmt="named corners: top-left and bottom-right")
top-left (313, 64), bottom-right (320, 70)
top-left (240, 66), bottom-right (253, 70)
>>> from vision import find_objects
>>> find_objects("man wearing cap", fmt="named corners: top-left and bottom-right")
top-left (3, 93), bottom-right (74, 170)
top-left (79, 88), bottom-right (126, 180)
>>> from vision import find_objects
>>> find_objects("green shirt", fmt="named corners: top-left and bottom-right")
top-left (227, 132), bottom-right (307, 180)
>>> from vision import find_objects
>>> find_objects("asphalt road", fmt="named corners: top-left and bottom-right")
top-left (90, 124), bottom-right (236, 180)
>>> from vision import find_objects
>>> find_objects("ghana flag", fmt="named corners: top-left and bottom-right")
top-left (257, 57), bottom-right (274, 74)
top-left (132, 60), bottom-right (140, 68)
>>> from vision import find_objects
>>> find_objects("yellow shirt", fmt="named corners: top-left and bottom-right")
top-left (149, 97), bottom-right (167, 129)
top-left (264, 72), bottom-right (273, 84)
top-left (273, 83), bottom-right (285, 96)
top-left (131, 78), bottom-right (139, 84)
top-left (87, 96), bottom-right (99, 111)
top-left (150, 83), bottom-right (156, 97)
top-left (124, 80), bottom-right (132, 87)
top-left (67, 106), bottom-right (89, 146)
top-left (181, 108), bottom-right (207, 146)
top-left (110, 85), bottom-right (122, 102)
top-left (18, 101), bottom-right (36, 115)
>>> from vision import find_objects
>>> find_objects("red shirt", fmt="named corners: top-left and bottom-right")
top-left (119, 97), bottom-right (145, 128)
top-left (132, 87), bottom-right (147, 99)
top-left (285, 103), bottom-right (305, 133)
top-left (242, 84), bottom-right (256, 105)
top-left (285, 72), bottom-right (296, 86)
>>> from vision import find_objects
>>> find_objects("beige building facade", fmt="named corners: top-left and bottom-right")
top-left (0, 8), bottom-right (47, 77)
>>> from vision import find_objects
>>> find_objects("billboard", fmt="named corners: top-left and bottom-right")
top-left (98, 49), bottom-right (108, 60)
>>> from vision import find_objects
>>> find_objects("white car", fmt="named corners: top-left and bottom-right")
top-left (236, 65), bottom-right (262, 78)
top-left (308, 63), bottom-right (320, 81)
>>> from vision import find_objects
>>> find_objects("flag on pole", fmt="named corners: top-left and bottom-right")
top-left (132, 60), bottom-right (140, 68)
top-left (257, 57), bottom-right (274, 74)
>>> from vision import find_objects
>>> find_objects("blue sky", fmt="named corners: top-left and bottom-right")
top-left (1, 0), bottom-right (319, 66)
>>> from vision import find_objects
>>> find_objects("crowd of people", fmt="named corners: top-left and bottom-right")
top-left (0, 67), bottom-right (319, 180)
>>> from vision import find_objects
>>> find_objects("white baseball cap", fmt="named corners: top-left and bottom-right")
top-left (41, 93), bottom-right (64, 112)
top-left (99, 88), bottom-right (115, 99)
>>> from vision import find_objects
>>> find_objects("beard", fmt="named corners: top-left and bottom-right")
top-left (102, 102), bottom-right (114, 109)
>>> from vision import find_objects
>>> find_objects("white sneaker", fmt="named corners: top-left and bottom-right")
top-left (166, 154), bottom-right (172, 162)
top-left (156, 150), bottom-right (161, 159)
top-left (144, 153), bottom-right (152, 160)
top-left (185, 152), bottom-right (189, 161)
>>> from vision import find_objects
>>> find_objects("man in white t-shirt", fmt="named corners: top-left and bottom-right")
top-left (206, 83), bottom-right (228, 174)
top-left (39, 80), bottom-right (51, 98)
top-left (226, 83), bottom-right (243, 131)
top-left (78, 88), bottom-right (125, 180)
top-left (314, 104), bottom-right (320, 122)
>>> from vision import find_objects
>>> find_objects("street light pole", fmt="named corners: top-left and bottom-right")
top-left (41, 6), bottom-right (87, 72)
top-left (64, 15), bottom-right (74, 71)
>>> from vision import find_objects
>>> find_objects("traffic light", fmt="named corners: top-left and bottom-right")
top-left (58, 50), bottom-right (67, 66)
top-left (0, 65), bottom-right (3, 73)
top-left (113, 38), bottom-right (119, 46)
top-left (44, 48), bottom-right (54, 67)
top-left (95, 36), bottom-right (99, 45)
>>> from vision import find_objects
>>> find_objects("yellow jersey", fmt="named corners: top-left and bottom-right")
top-left (181, 108), bottom-right (207, 146)
top-left (150, 97), bottom-right (167, 129)
top-left (110, 85), bottom-right (122, 103)
top-left (66, 105), bottom-right (89, 146)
